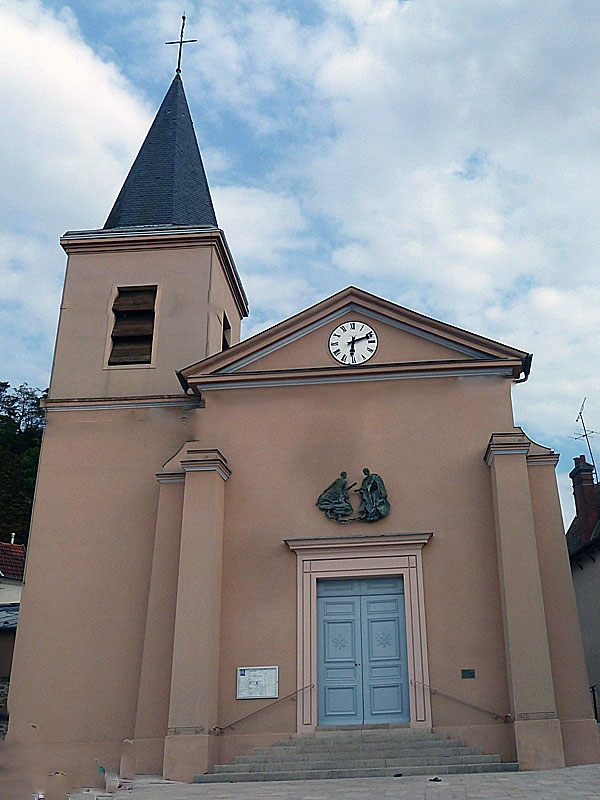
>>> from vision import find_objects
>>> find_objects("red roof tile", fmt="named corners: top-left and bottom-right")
top-left (0, 543), bottom-right (25, 581)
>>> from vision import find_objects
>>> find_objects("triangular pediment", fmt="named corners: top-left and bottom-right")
top-left (179, 287), bottom-right (529, 393)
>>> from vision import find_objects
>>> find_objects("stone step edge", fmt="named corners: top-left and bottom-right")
top-left (253, 739), bottom-right (469, 755)
top-left (235, 746), bottom-right (485, 764)
top-left (292, 728), bottom-right (439, 738)
top-left (260, 735), bottom-right (461, 748)
top-left (194, 762), bottom-right (520, 783)
top-left (314, 723), bottom-right (412, 731)
top-left (216, 754), bottom-right (501, 773)
top-left (268, 737), bottom-right (449, 749)
top-left (280, 728), bottom-right (450, 747)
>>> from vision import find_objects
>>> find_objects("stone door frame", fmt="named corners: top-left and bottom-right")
top-left (285, 533), bottom-right (432, 733)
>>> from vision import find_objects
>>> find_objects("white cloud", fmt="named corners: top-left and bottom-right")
top-left (495, 285), bottom-right (600, 429)
top-left (0, 0), bottom-right (153, 386)
top-left (0, 1), bottom-right (152, 234)
top-left (213, 185), bottom-right (309, 267)
top-left (241, 274), bottom-right (317, 339)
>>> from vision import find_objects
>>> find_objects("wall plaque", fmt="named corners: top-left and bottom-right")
top-left (236, 666), bottom-right (279, 699)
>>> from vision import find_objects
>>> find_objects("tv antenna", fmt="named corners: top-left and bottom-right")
top-left (571, 398), bottom-right (598, 480)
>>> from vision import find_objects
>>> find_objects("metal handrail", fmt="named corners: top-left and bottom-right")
top-left (210, 684), bottom-right (315, 736)
top-left (410, 679), bottom-right (511, 722)
top-left (591, 685), bottom-right (600, 722)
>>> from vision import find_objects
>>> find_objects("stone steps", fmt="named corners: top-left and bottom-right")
top-left (193, 727), bottom-right (519, 783)
top-left (234, 744), bottom-right (483, 763)
top-left (214, 753), bottom-right (501, 773)
top-left (261, 731), bottom-right (452, 750)
top-left (252, 740), bottom-right (468, 756)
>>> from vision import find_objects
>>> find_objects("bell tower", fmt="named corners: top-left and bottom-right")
top-left (49, 73), bottom-right (248, 401)
top-left (7, 68), bottom-right (248, 782)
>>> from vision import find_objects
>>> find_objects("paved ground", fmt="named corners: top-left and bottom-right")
top-left (63, 765), bottom-right (600, 800)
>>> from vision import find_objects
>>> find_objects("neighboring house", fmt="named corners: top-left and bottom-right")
top-left (6, 68), bottom-right (599, 786)
top-left (567, 456), bottom-right (600, 708)
top-left (0, 541), bottom-right (25, 736)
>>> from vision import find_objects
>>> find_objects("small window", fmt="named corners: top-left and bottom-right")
top-left (108, 286), bottom-right (157, 366)
top-left (222, 312), bottom-right (231, 351)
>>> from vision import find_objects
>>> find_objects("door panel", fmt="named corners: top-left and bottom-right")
top-left (369, 683), bottom-right (403, 714)
top-left (317, 578), bottom-right (409, 726)
top-left (317, 596), bottom-right (363, 725)
top-left (323, 619), bottom-right (357, 663)
top-left (318, 577), bottom-right (404, 597)
top-left (361, 595), bottom-right (409, 723)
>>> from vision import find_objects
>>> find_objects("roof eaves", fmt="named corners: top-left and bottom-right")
top-left (569, 520), bottom-right (600, 562)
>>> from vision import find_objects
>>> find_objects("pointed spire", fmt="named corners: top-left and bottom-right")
top-left (104, 74), bottom-right (218, 230)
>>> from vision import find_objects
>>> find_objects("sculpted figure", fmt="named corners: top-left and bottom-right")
top-left (317, 471), bottom-right (356, 522)
top-left (355, 467), bottom-right (390, 522)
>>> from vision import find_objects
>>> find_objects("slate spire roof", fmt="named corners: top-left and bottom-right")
top-left (104, 74), bottom-right (218, 230)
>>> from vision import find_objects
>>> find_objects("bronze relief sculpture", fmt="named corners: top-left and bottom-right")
top-left (316, 471), bottom-right (356, 522)
top-left (356, 467), bottom-right (390, 521)
top-left (317, 468), bottom-right (390, 523)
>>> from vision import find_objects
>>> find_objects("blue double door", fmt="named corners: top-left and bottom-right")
top-left (317, 577), bottom-right (410, 726)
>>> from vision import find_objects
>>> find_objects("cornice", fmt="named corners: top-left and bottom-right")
top-left (43, 395), bottom-right (201, 412)
top-left (158, 443), bottom-right (231, 482)
top-left (285, 532), bottom-right (433, 552)
top-left (187, 359), bottom-right (519, 394)
top-left (484, 430), bottom-right (558, 467)
top-left (60, 226), bottom-right (248, 318)
top-left (484, 430), bottom-right (531, 465)
top-left (61, 226), bottom-right (219, 251)
top-left (181, 454), bottom-right (231, 481)
top-left (156, 473), bottom-right (186, 484)
top-left (526, 453), bottom-right (560, 467)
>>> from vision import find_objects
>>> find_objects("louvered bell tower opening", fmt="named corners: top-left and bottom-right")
top-left (108, 285), bottom-right (158, 365)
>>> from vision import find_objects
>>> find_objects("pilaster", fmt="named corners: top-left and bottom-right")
top-left (485, 431), bottom-right (565, 770)
top-left (162, 445), bottom-right (230, 781)
top-left (527, 448), bottom-right (600, 765)
top-left (133, 468), bottom-right (184, 774)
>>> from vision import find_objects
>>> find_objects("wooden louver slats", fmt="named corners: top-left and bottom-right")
top-left (109, 286), bottom-right (157, 366)
top-left (111, 312), bottom-right (155, 338)
top-left (112, 288), bottom-right (156, 312)
top-left (109, 338), bottom-right (154, 364)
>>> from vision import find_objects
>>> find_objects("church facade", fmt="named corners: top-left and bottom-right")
top-left (7, 73), bottom-right (599, 785)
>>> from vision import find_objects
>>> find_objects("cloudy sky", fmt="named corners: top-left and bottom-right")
top-left (1, 0), bottom-right (599, 520)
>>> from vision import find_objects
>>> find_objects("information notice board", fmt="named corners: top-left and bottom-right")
top-left (236, 666), bottom-right (279, 699)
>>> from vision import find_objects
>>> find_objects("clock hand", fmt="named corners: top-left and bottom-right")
top-left (352, 332), bottom-right (374, 344)
top-left (349, 336), bottom-right (356, 356)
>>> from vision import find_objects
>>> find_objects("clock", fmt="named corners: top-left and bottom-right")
top-left (328, 321), bottom-right (378, 365)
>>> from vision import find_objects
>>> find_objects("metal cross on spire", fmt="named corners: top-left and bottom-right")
top-left (165, 14), bottom-right (197, 75)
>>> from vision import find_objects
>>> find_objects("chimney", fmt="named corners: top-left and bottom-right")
top-left (570, 455), bottom-right (599, 545)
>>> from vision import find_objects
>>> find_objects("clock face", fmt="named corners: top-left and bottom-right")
top-left (328, 321), bottom-right (378, 365)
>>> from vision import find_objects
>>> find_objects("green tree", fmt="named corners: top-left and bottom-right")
top-left (0, 383), bottom-right (46, 545)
